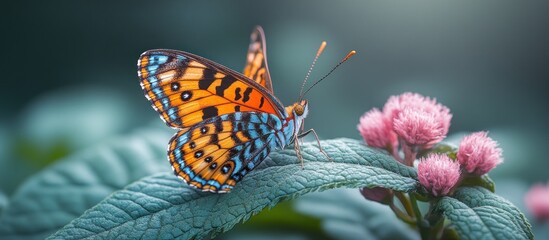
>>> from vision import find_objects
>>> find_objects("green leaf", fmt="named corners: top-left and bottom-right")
top-left (295, 189), bottom-right (417, 240)
top-left (49, 138), bottom-right (418, 239)
top-left (1, 86), bottom-right (149, 195)
top-left (421, 143), bottom-right (457, 160)
top-left (0, 127), bottom-right (173, 240)
top-left (436, 186), bottom-right (533, 240)
top-left (460, 174), bottom-right (496, 192)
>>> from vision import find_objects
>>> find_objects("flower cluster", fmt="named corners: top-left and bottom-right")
top-left (358, 92), bottom-right (503, 197)
top-left (358, 93), bottom-right (452, 166)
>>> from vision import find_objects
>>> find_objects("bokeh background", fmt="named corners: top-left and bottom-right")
top-left (1, 0), bottom-right (548, 238)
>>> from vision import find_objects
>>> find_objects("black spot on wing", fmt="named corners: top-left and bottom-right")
top-left (210, 134), bottom-right (220, 148)
top-left (229, 149), bottom-right (239, 156)
top-left (181, 91), bottom-right (192, 101)
top-left (198, 69), bottom-right (216, 90)
top-left (214, 120), bottom-right (223, 132)
top-left (215, 75), bottom-right (236, 97)
top-left (201, 126), bottom-right (209, 134)
top-left (259, 97), bottom-right (264, 108)
top-left (241, 113), bottom-right (251, 123)
top-left (171, 82), bottom-right (180, 91)
top-left (242, 87), bottom-right (253, 102)
top-left (231, 133), bottom-right (242, 144)
top-left (241, 128), bottom-right (252, 140)
top-left (221, 164), bottom-right (231, 174)
top-left (234, 87), bottom-right (242, 101)
top-left (254, 123), bottom-right (264, 134)
top-left (202, 106), bottom-right (218, 120)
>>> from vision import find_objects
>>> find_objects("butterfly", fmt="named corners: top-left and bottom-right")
top-left (137, 26), bottom-right (354, 193)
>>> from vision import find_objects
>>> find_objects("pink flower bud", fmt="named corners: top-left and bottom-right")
top-left (393, 108), bottom-right (448, 147)
top-left (383, 92), bottom-right (452, 148)
top-left (358, 108), bottom-right (398, 150)
top-left (360, 187), bottom-right (393, 203)
top-left (418, 154), bottom-right (461, 197)
top-left (524, 183), bottom-right (549, 221)
top-left (457, 131), bottom-right (503, 175)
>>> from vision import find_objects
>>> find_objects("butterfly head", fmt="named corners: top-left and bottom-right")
top-left (286, 99), bottom-right (309, 130)
top-left (293, 100), bottom-right (309, 118)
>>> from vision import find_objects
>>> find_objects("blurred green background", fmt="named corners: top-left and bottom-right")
top-left (1, 0), bottom-right (548, 238)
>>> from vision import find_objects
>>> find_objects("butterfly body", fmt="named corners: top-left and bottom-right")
top-left (138, 26), bottom-right (310, 193)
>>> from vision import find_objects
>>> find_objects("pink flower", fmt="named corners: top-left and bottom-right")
top-left (457, 131), bottom-right (503, 175)
top-left (524, 183), bottom-right (549, 221)
top-left (418, 154), bottom-right (461, 197)
top-left (393, 108), bottom-right (448, 147)
top-left (384, 93), bottom-right (431, 121)
top-left (384, 92), bottom-right (452, 148)
top-left (360, 187), bottom-right (393, 203)
top-left (358, 108), bottom-right (398, 150)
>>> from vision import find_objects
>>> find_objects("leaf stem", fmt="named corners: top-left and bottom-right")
top-left (410, 193), bottom-right (430, 240)
top-left (431, 215), bottom-right (445, 240)
top-left (395, 192), bottom-right (415, 218)
top-left (389, 202), bottom-right (415, 225)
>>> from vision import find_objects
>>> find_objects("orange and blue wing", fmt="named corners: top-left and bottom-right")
top-left (137, 49), bottom-right (285, 129)
top-left (168, 112), bottom-right (284, 193)
top-left (243, 26), bottom-right (274, 93)
top-left (137, 49), bottom-right (292, 193)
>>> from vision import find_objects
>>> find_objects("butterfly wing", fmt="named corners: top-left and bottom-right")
top-left (243, 26), bottom-right (274, 93)
top-left (168, 112), bottom-right (282, 193)
top-left (138, 49), bottom-right (285, 129)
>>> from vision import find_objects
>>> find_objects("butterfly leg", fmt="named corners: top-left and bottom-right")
top-left (293, 133), bottom-right (305, 168)
top-left (298, 129), bottom-right (332, 161)
top-left (299, 122), bottom-right (305, 146)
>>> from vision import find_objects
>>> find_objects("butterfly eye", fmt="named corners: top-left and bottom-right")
top-left (294, 105), bottom-right (305, 116)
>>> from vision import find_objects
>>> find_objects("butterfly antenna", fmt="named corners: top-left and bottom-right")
top-left (301, 50), bottom-right (356, 98)
top-left (299, 41), bottom-right (327, 101)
